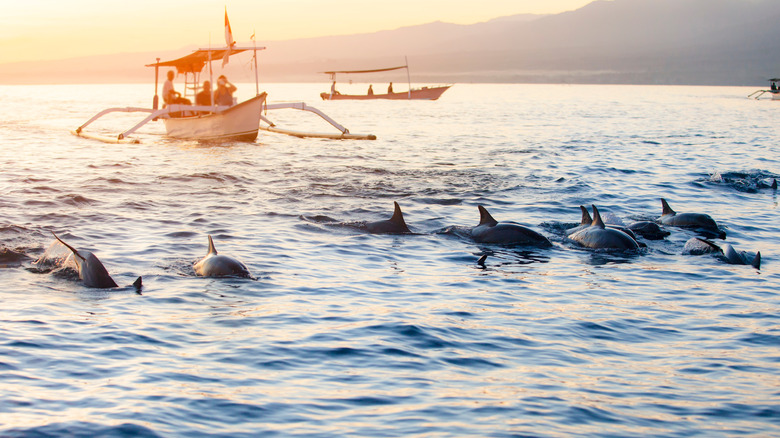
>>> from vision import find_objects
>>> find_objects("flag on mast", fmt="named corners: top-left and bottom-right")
top-left (223, 8), bottom-right (235, 67)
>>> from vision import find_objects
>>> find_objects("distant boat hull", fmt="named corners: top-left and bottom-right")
top-left (164, 94), bottom-right (266, 141)
top-left (772, 91), bottom-right (780, 100)
top-left (320, 85), bottom-right (451, 101)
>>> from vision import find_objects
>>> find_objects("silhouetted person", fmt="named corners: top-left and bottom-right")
top-left (162, 70), bottom-right (190, 105)
top-left (214, 75), bottom-right (237, 106)
top-left (388, 82), bottom-right (393, 93)
top-left (367, 84), bottom-right (374, 96)
top-left (196, 81), bottom-right (212, 106)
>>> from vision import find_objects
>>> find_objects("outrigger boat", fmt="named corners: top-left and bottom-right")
top-left (74, 14), bottom-right (375, 143)
top-left (748, 78), bottom-right (780, 100)
top-left (320, 58), bottom-right (451, 101)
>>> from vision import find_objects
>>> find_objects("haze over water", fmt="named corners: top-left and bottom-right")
top-left (1, 83), bottom-right (778, 437)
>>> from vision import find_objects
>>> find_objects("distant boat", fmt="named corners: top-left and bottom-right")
top-left (748, 78), bottom-right (780, 100)
top-left (320, 58), bottom-right (451, 101)
top-left (73, 12), bottom-right (375, 143)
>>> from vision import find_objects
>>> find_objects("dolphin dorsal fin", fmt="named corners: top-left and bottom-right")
top-left (390, 202), bottom-right (410, 232)
top-left (591, 205), bottom-right (606, 229)
top-left (753, 251), bottom-right (761, 269)
top-left (51, 231), bottom-right (86, 262)
top-left (772, 179), bottom-right (778, 190)
top-left (661, 198), bottom-right (675, 216)
top-left (580, 205), bottom-right (592, 226)
top-left (207, 235), bottom-right (218, 255)
top-left (477, 205), bottom-right (498, 227)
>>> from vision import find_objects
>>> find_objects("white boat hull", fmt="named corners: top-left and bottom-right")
top-left (164, 94), bottom-right (266, 141)
top-left (772, 91), bottom-right (780, 100)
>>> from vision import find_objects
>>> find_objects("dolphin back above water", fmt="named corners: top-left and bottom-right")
top-left (683, 237), bottom-right (760, 269)
top-left (568, 205), bottom-right (639, 250)
top-left (658, 198), bottom-right (725, 239)
top-left (52, 232), bottom-right (120, 288)
top-left (365, 202), bottom-right (411, 234)
top-left (471, 205), bottom-right (552, 247)
top-left (193, 235), bottom-right (251, 278)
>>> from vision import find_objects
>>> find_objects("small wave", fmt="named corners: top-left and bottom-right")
top-left (0, 248), bottom-right (29, 267)
top-left (163, 231), bottom-right (199, 238)
top-left (58, 194), bottom-right (98, 206)
top-left (706, 170), bottom-right (778, 193)
top-left (0, 225), bottom-right (32, 235)
top-left (1, 422), bottom-right (162, 438)
top-left (31, 185), bottom-right (61, 193)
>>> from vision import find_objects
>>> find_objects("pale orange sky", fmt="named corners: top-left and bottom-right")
top-left (0, 0), bottom-right (594, 64)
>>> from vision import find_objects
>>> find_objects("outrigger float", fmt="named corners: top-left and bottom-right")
top-left (73, 16), bottom-right (375, 143)
top-left (320, 58), bottom-right (451, 101)
top-left (748, 78), bottom-right (780, 100)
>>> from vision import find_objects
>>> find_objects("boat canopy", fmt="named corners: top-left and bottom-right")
top-left (322, 65), bottom-right (407, 75)
top-left (146, 46), bottom-right (263, 74)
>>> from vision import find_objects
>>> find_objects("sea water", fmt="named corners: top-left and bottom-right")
top-left (0, 83), bottom-right (778, 437)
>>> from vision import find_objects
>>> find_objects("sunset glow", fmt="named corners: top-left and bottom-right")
top-left (1, 0), bottom-right (592, 64)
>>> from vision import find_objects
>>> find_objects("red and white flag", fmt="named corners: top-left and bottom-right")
top-left (223, 8), bottom-right (235, 67)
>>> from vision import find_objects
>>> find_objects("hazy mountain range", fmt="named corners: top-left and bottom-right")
top-left (3, 0), bottom-right (779, 85)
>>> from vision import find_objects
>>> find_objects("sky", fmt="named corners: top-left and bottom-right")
top-left (0, 0), bottom-right (593, 64)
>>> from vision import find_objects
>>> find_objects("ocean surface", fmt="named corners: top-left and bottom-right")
top-left (0, 82), bottom-right (778, 437)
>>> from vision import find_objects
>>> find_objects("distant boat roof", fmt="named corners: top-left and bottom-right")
top-left (147, 46), bottom-right (265, 74)
top-left (322, 65), bottom-right (408, 75)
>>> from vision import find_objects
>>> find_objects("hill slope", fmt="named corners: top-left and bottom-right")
top-left (1, 0), bottom-right (777, 85)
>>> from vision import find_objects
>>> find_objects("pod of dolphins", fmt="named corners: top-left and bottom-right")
top-left (34, 197), bottom-right (761, 289)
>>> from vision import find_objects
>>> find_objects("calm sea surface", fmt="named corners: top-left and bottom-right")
top-left (0, 83), bottom-right (778, 437)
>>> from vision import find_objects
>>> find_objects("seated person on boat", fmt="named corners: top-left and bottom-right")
top-left (196, 80), bottom-right (212, 106)
top-left (163, 70), bottom-right (191, 106)
top-left (214, 75), bottom-right (237, 106)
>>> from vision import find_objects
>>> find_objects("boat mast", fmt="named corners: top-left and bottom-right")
top-left (153, 58), bottom-right (160, 110)
top-left (252, 31), bottom-right (260, 96)
top-left (405, 56), bottom-right (411, 99)
top-left (208, 36), bottom-right (215, 110)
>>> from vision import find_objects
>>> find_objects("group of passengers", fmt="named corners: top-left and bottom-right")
top-left (162, 70), bottom-right (237, 107)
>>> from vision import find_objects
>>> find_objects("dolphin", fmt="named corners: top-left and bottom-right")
top-left (627, 221), bottom-right (670, 240)
top-left (723, 243), bottom-right (761, 269)
top-left (51, 232), bottom-right (126, 288)
top-left (683, 237), bottom-right (760, 269)
top-left (565, 205), bottom-right (593, 235)
top-left (471, 205), bottom-right (552, 247)
top-left (365, 202), bottom-right (411, 234)
top-left (658, 198), bottom-right (725, 238)
top-left (567, 205), bottom-right (639, 250)
top-left (193, 235), bottom-right (251, 277)
top-left (567, 206), bottom-right (643, 243)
